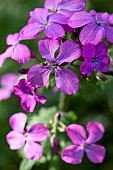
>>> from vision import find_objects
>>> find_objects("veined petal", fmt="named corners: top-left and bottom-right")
top-left (66, 124), bottom-right (86, 145)
top-left (85, 144), bottom-right (106, 163)
top-left (86, 122), bottom-right (104, 144)
top-left (80, 23), bottom-right (105, 45)
top-left (27, 64), bottom-right (52, 88)
top-left (27, 123), bottom-right (50, 142)
top-left (34, 94), bottom-right (46, 104)
top-left (24, 141), bottom-right (43, 160)
top-left (0, 88), bottom-right (11, 101)
top-left (9, 112), bottom-right (27, 133)
top-left (6, 131), bottom-right (25, 150)
top-left (48, 13), bottom-right (68, 24)
top-left (38, 38), bottom-right (59, 63)
top-left (44, 0), bottom-right (60, 10)
top-left (80, 62), bottom-right (94, 75)
top-left (22, 22), bottom-right (44, 37)
top-left (30, 8), bottom-right (48, 24)
top-left (61, 145), bottom-right (84, 164)
top-left (21, 94), bottom-right (36, 112)
top-left (55, 68), bottom-right (80, 95)
top-left (83, 44), bottom-right (96, 61)
top-left (56, 40), bottom-right (81, 65)
top-left (12, 44), bottom-right (31, 64)
top-left (58, 0), bottom-right (86, 12)
top-left (96, 42), bottom-right (108, 57)
top-left (95, 61), bottom-right (109, 73)
top-left (68, 11), bottom-right (94, 28)
top-left (0, 47), bottom-right (13, 68)
top-left (44, 23), bottom-right (65, 39)
top-left (6, 33), bottom-right (19, 45)
top-left (105, 25), bottom-right (113, 43)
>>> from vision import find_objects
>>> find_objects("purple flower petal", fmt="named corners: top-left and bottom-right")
top-left (27, 64), bottom-right (52, 88)
top-left (44, 23), bottom-right (65, 39)
top-left (30, 8), bottom-right (48, 24)
top-left (58, 0), bottom-right (86, 12)
top-left (80, 23), bottom-right (105, 45)
top-left (22, 22), bottom-right (44, 38)
top-left (96, 42), bottom-right (108, 57)
top-left (24, 141), bottom-right (43, 160)
top-left (1, 73), bottom-right (18, 91)
top-left (9, 112), bottom-right (27, 133)
top-left (105, 25), bottom-right (113, 43)
top-left (6, 33), bottom-right (19, 45)
top-left (12, 44), bottom-right (31, 64)
top-left (68, 11), bottom-right (94, 28)
top-left (61, 145), bottom-right (84, 164)
top-left (94, 61), bottom-right (109, 73)
top-left (55, 68), bottom-right (80, 95)
top-left (85, 144), bottom-right (106, 163)
top-left (27, 123), bottom-right (50, 142)
top-left (83, 44), bottom-right (96, 61)
top-left (109, 14), bottom-right (113, 24)
top-left (86, 122), bottom-right (104, 144)
top-left (48, 13), bottom-right (68, 24)
top-left (56, 40), bottom-right (81, 65)
top-left (0, 88), bottom-right (11, 101)
top-left (38, 38), bottom-right (59, 63)
top-left (80, 62), bottom-right (95, 75)
top-left (34, 94), bottom-right (46, 104)
top-left (0, 47), bottom-right (13, 68)
top-left (44, 0), bottom-right (61, 10)
top-left (6, 131), bottom-right (25, 150)
top-left (66, 124), bottom-right (86, 145)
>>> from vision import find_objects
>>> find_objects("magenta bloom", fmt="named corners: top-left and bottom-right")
top-left (6, 112), bottom-right (50, 160)
top-left (0, 73), bottom-right (18, 101)
top-left (68, 10), bottom-right (113, 45)
top-left (61, 122), bottom-right (106, 164)
top-left (0, 32), bottom-right (37, 67)
top-left (80, 42), bottom-right (110, 75)
top-left (44, 0), bottom-right (86, 17)
top-left (27, 39), bottom-right (81, 95)
top-left (22, 8), bottom-right (68, 39)
top-left (13, 79), bottom-right (46, 112)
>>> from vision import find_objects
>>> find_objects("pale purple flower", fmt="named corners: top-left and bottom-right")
top-left (68, 10), bottom-right (113, 45)
top-left (0, 32), bottom-right (37, 67)
top-left (13, 79), bottom-right (46, 112)
top-left (80, 42), bottom-right (110, 75)
top-left (0, 73), bottom-right (18, 101)
top-left (27, 39), bottom-right (81, 95)
top-left (44, 0), bottom-right (86, 17)
top-left (22, 8), bottom-right (68, 39)
top-left (6, 112), bottom-right (50, 160)
top-left (61, 122), bottom-right (106, 164)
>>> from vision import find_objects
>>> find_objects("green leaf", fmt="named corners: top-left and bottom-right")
top-left (19, 158), bottom-right (36, 170)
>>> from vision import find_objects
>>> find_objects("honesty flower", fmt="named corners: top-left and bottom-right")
top-left (13, 79), bottom-right (46, 112)
top-left (61, 122), bottom-right (106, 164)
top-left (22, 8), bottom-right (68, 39)
top-left (27, 39), bottom-right (81, 95)
top-left (0, 73), bottom-right (18, 101)
top-left (80, 42), bottom-right (110, 75)
top-left (0, 32), bottom-right (37, 67)
top-left (68, 10), bottom-right (113, 45)
top-left (6, 112), bottom-right (50, 160)
top-left (44, 0), bottom-right (86, 17)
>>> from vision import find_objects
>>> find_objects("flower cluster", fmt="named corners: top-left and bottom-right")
top-left (0, 0), bottom-right (112, 166)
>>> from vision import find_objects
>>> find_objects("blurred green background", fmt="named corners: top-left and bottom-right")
top-left (0, 0), bottom-right (113, 170)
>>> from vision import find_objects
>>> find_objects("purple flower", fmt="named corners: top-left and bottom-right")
top-left (68, 10), bottom-right (113, 45)
top-left (13, 79), bottom-right (46, 112)
top-left (61, 122), bottom-right (106, 164)
top-left (44, 0), bottom-right (86, 17)
top-left (80, 42), bottom-right (110, 75)
top-left (0, 32), bottom-right (37, 67)
top-left (22, 8), bottom-right (68, 39)
top-left (27, 39), bottom-right (81, 95)
top-left (6, 112), bottom-right (50, 160)
top-left (0, 73), bottom-right (18, 101)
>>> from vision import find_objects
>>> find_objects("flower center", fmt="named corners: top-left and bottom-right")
top-left (82, 142), bottom-right (87, 148)
top-left (44, 22), bottom-right (48, 26)
top-left (52, 9), bottom-right (57, 13)
top-left (24, 133), bottom-right (28, 138)
top-left (52, 63), bottom-right (58, 69)
top-left (96, 21), bottom-right (101, 26)
top-left (92, 58), bottom-right (96, 63)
